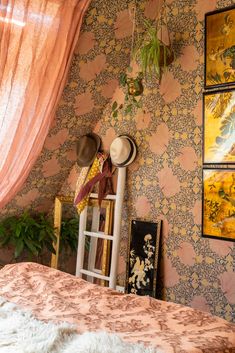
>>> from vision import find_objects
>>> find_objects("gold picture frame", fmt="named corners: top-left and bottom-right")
top-left (86, 198), bottom-right (114, 286)
top-left (51, 195), bottom-right (74, 269)
top-left (203, 89), bottom-right (235, 164)
top-left (51, 196), bottom-right (113, 283)
top-left (205, 5), bottom-right (235, 89)
top-left (202, 169), bottom-right (235, 242)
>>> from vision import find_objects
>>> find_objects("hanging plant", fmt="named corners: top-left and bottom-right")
top-left (112, 71), bottom-right (144, 118)
top-left (111, 5), bottom-right (145, 119)
top-left (133, 19), bottom-right (174, 80)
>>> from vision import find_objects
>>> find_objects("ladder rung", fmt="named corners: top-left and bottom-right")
top-left (90, 193), bottom-right (117, 200)
top-left (84, 231), bottom-right (113, 240)
top-left (92, 269), bottom-right (102, 274)
top-left (80, 269), bottom-right (110, 281)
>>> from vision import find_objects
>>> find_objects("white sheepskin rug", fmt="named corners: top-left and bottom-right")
top-left (0, 297), bottom-right (161, 353)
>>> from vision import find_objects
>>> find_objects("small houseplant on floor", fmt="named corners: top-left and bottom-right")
top-left (0, 211), bottom-right (56, 263)
top-left (0, 211), bottom-right (81, 268)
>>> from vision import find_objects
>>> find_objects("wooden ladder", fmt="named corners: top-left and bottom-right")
top-left (75, 167), bottom-right (126, 289)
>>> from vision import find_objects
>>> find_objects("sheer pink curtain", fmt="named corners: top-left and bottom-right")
top-left (0, 0), bottom-right (91, 209)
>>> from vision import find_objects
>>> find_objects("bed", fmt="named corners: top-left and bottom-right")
top-left (0, 262), bottom-right (234, 353)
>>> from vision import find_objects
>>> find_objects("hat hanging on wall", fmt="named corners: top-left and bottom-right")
top-left (76, 133), bottom-right (101, 167)
top-left (110, 135), bottom-right (137, 167)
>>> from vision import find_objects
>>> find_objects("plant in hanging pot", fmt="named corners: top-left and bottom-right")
top-left (133, 19), bottom-right (174, 80)
top-left (111, 70), bottom-right (144, 118)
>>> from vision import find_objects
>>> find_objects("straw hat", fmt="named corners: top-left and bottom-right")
top-left (110, 135), bottom-right (137, 167)
top-left (76, 133), bottom-right (101, 167)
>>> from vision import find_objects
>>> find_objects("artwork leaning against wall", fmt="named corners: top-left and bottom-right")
top-left (126, 220), bottom-right (161, 298)
top-left (51, 196), bottom-right (79, 275)
top-left (51, 196), bottom-right (113, 281)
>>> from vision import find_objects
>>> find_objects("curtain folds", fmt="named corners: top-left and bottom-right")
top-left (0, 0), bottom-right (91, 209)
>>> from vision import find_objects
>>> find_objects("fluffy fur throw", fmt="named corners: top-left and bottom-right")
top-left (0, 297), bottom-right (161, 353)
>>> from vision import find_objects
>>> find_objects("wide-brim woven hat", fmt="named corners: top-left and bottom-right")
top-left (110, 135), bottom-right (137, 167)
top-left (77, 133), bottom-right (101, 167)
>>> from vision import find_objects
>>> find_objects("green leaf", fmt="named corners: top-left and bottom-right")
top-left (14, 238), bottom-right (24, 258)
top-left (60, 217), bottom-right (79, 253)
top-left (0, 235), bottom-right (11, 247)
top-left (15, 224), bottom-right (22, 238)
top-left (112, 101), bottom-right (118, 111)
top-left (0, 224), bottom-right (5, 237)
top-left (119, 73), bottom-right (127, 86)
top-left (24, 238), bottom-right (38, 256)
top-left (44, 241), bottom-right (56, 254)
top-left (113, 110), bottom-right (118, 118)
top-left (39, 229), bottom-right (46, 241)
top-left (125, 104), bottom-right (132, 114)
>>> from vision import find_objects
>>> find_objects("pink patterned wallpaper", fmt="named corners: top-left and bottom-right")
top-left (0, 0), bottom-right (234, 322)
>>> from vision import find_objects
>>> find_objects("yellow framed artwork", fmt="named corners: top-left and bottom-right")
top-left (205, 5), bottom-right (235, 89)
top-left (51, 195), bottom-right (75, 270)
top-left (203, 89), bottom-right (235, 164)
top-left (85, 198), bottom-right (114, 286)
top-left (51, 196), bottom-right (113, 282)
top-left (202, 169), bottom-right (235, 242)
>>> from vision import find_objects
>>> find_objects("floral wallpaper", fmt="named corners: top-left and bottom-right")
top-left (0, 0), bottom-right (235, 322)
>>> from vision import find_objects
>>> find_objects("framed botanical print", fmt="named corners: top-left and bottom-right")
top-left (203, 89), bottom-right (235, 164)
top-left (202, 169), bottom-right (235, 242)
top-left (126, 220), bottom-right (161, 297)
top-left (205, 5), bottom-right (235, 89)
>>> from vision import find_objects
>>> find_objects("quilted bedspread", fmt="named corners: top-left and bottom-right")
top-left (0, 262), bottom-right (234, 353)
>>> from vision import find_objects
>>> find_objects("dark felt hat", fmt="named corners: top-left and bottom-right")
top-left (76, 133), bottom-right (101, 167)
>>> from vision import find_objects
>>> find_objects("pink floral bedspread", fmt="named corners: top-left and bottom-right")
top-left (0, 263), bottom-right (234, 353)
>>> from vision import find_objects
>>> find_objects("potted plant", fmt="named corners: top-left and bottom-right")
top-left (133, 19), bottom-right (174, 80)
top-left (112, 71), bottom-right (144, 118)
top-left (60, 217), bottom-right (80, 253)
top-left (0, 211), bottom-right (56, 263)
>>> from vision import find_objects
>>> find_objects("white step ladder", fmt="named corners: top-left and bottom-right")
top-left (75, 167), bottom-right (126, 289)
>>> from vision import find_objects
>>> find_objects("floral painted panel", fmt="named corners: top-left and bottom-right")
top-left (203, 89), bottom-right (235, 163)
top-left (205, 6), bottom-right (235, 88)
top-left (127, 220), bottom-right (161, 297)
top-left (203, 169), bottom-right (235, 241)
top-left (0, 263), bottom-right (234, 353)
